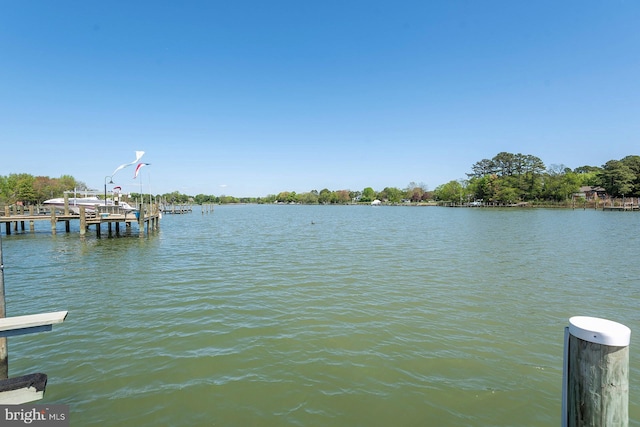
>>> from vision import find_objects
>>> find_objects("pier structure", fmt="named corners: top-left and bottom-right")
top-left (0, 198), bottom-right (160, 238)
top-left (601, 204), bottom-right (640, 212)
top-left (160, 203), bottom-right (193, 214)
top-left (201, 204), bottom-right (215, 214)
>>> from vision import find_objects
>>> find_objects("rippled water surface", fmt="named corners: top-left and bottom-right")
top-left (2, 205), bottom-right (639, 426)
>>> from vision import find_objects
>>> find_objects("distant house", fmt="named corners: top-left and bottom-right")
top-left (575, 186), bottom-right (607, 200)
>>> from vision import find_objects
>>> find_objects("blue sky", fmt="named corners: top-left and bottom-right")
top-left (1, 1), bottom-right (639, 197)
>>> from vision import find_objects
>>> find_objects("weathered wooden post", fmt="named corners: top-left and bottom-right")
top-left (29, 206), bottom-right (35, 232)
top-left (138, 204), bottom-right (144, 237)
top-left (562, 316), bottom-right (631, 427)
top-left (155, 204), bottom-right (160, 230)
top-left (79, 206), bottom-right (86, 236)
top-left (50, 206), bottom-right (57, 235)
top-left (63, 193), bottom-right (69, 216)
top-left (0, 233), bottom-right (8, 379)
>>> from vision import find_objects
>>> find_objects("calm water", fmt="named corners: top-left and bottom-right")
top-left (1, 205), bottom-right (639, 426)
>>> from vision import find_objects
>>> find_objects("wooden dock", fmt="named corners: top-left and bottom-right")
top-left (160, 203), bottom-right (193, 214)
top-left (0, 203), bottom-right (160, 237)
top-left (602, 205), bottom-right (639, 211)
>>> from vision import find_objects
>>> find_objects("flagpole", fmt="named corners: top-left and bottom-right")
top-left (148, 172), bottom-right (152, 206)
top-left (109, 151), bottom-right (145, 206)
top-left (134, 163), bottom-right (150, 211)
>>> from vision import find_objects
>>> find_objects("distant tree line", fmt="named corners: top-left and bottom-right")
top-left (0, 174), bottom-right (433, 206)
top-left (258, 182), bottom-right (431, 205)
top-left (1, 153), bottom-right (638, 206)
top-left (432, 152), bottom-right (640, 204)
top-left (0, 174), bottom-right (87, 205)
top-left (164, 183), bottom-right (432, 205)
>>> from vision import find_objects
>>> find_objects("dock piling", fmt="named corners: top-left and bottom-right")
top-left (50, 208), bottom-right (56, 235)
top-left (80, 206), bottom-right (86, 235)
top-left (562, 316), bottom-right (631, 427)
top-left (0, 233), bottom-right (7, 379)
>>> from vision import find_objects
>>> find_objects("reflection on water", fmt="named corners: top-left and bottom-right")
top-left (2, 205), bottom-right (639, 426)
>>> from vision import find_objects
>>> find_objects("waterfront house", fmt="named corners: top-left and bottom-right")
top-left (575, 186), bottom-right (607, 200)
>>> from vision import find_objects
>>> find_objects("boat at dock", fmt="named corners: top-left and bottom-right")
top-left (43, 197), bottom-right (137, 214)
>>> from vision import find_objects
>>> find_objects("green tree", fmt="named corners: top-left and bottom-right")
top-left (297, 191), bottom-right (318, 204)
top-left (218, 195), bottom-right (238, 203)
top-left (57, 174), bottom-right (81, 191)
top-left (287, 192), bottom-right (299, 203)
top-left (469, 158), bottom-right (496, 178)
top-left (620, 155), bottom-right (640, 196)
top-left (33, 176), bottom-right (55, 202)
top-left (379, 187), bottom-right (403, 203)
top-left (543, 167), bottom-right (581, 201)
top-left (318, 188), bottom-right (332, 204)
top-left (262, 194), bottom-right (277, 204)
top-left (574, 165), bottom-right (601, 174)
top-left (361, 187), bottom-right (376, 203)
top-left (492, 177), bottom-right (520, 203)
top-left (194, 193), bottom-right (218, 204)
top-left (493, 152), bottom-right (517, 176)
top-left (599, 160), bottom-right (635, 197)
top-left (467, 152), bottom-right (546, 202)
top-left (275, 191), bottom-right (290, 203)
top-left (15, 174), bottom-right (36, 204)
top-left (573, 165), bottom-right (602, 187)
top-left (434, 180), bottom-right (463, 202)
top-left (467, 175), bottom-right (494, 202)
top-left (5, 174), bottom-right (36, 204)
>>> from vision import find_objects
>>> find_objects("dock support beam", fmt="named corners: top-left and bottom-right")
top-left (563, 316), bottom-right (631, 427)
top-left (138, 205), bottom-right (144, 237)
top-left (29, 206), bottom-right (35, 233)
top-left (50, 209), bottom-right (56, 235)
top-left (79, 206), bottom-right (86, 236)
top-left (0, 234), bottom-right (7, 379)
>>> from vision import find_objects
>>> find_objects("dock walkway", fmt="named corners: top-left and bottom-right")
top-left (602, 205), bottom-right (639, 211)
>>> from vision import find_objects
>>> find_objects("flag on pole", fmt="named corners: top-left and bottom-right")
top-left (111, 151), bottom-right (145, 176)
top-left (134, 163), bottom-right (150, 179)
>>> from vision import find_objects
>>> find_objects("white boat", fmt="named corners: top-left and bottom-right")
top-left (43, 197), bottom-right (137, 214)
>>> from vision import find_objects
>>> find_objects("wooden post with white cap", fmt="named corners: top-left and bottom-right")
top-left (562, 316), bottom-right (631, 427)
